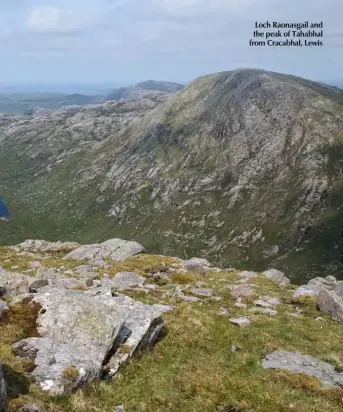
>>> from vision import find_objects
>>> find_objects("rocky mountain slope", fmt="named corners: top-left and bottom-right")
top-left (103, 81), bottom-right (184, 102)
top-left (1, 69), bottom-right (343, 282)
top-left (1, 237), bottom-right (343, 412)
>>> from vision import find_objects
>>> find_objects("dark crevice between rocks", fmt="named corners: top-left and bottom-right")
top-left (102, 325), bottom-right (132, 374)
top-left (136, 316), bottom-right (164, 353)
top-left (1, 300), bottom-right (41, 401)
top-left (2, 365), bottom-right (30, 400)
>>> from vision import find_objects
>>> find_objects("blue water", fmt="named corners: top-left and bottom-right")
top-left (0, 196), bottom-right (11, 220)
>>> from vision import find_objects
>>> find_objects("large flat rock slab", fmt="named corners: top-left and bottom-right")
top-left (262, 350), bottom-right (343, 388)
top-left (12, 239), bottom-right (81, 253)
top-left (64, 238), bottom-right (144, 266)
top-left (13, 287), bottom-right (164, 395)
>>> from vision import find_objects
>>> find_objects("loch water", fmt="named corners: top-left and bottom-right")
top-left (0, 196), bottom-right (11, 220)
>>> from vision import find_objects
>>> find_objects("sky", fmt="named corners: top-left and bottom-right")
top-left (0, 0), bottom-right (342, 89)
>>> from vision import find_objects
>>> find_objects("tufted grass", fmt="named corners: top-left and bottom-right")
top-left (1, 256), bottom-right (343, 411)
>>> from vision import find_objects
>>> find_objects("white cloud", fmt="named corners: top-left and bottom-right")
top-left (25, 6), bottom-right (85, 34)
top-left (154, 0), bottom-right (253, 14)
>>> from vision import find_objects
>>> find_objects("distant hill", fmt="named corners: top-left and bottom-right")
top-left (0, 93), bottom-right (102, 114)
top-left (1, 69), bottom-right (343, 281)
top-left (103, 81), bottom-right (184, 102)
top-left (0, 81), bottom-right (184, 114)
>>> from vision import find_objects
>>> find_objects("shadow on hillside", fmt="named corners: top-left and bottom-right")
top-left (2, 364), bottom-right (30, 399)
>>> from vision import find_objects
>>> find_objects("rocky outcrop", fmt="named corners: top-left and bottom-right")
top-left (12, 240), bottom-right (81, 253)
top-left (12, 287), bottom-right (164, 395)
top-left (64, 239), bottom-right (144, 266)
top-left (317, 288), bottom-right (343, 323)
top-left (262, 350), bottom-right (343, 388)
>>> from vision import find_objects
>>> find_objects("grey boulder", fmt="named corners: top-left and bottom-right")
top-left (317, 288), bottom-right (343, 323)
top-left (262, 350), bottom-right (343, 388)
top-left (64, 238), bottom-right (144, 265)
top-left (110, 272), bottom-right (146, 290)
top-left (182, 259), bottom-right (206, 276)
top-left (293, 285), bottom-right (321, 298)
top-left (262, 269), bottom-right (290, 286)
top-left (189, 288), bottom-right (213, 297)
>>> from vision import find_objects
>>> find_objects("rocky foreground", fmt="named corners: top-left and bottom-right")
top-left (1, 238), bottom-right (343, 412)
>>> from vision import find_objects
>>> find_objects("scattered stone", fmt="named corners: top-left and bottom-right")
top-left (253, 299), bottom-right (272, 308)
top-left (249, 308), bottom-right (278, 316)
top-left (64, 238), bottom-right (145, 265)
top-left (177, 292), bottom-right (200, 302)
top-left (317, 288), bottom-right (343, 323)
top-left (260, 296), bottom-right (281, 306)
top-left (262, 350), bottom-right (343, 388)
top-left (228, 284), bottom-right (255, 299)
top-left (152, 304), bottom-right (174, 313)
top-left (236, 271), bottom-right (257, 280)
top-left (195, 281), bottom-right (206, 287)
top-left (262, 269), bottom-right (290, 286)
top-left (29, 279), bottom-right (49, 293)
top-left (182, 260), bottom-right (206, 276)
top-left (189, 288), bottom-right (213, 297)
top-left (234, 302), bottom-right (248, 309)
top-left (187, 257), bottom-right (212, 267)
top-left (231, 345), bottom-right (242, 353)
top-left (18, 404), bottom-right (45, 412)
top-left (209, 296), bottom-right (222, 302)
top-left (115, 406), bottom-right (125, 412)
top-left (219, 307), bottom-right (230, 316)
top-left (234, 298), bottom-right (247, 309)
top-left (229, 317), bottom-right (251, 327)
top-left (110, 272), bottom-right (146, 290)
top-left (0, 365), bottom-right (6, 412)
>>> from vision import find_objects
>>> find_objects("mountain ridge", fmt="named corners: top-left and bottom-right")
top-left (1, 68), bottom-right (343, 282)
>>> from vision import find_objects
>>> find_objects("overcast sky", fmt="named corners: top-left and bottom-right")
top-left (0, 0), bottom-right (342, 88)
